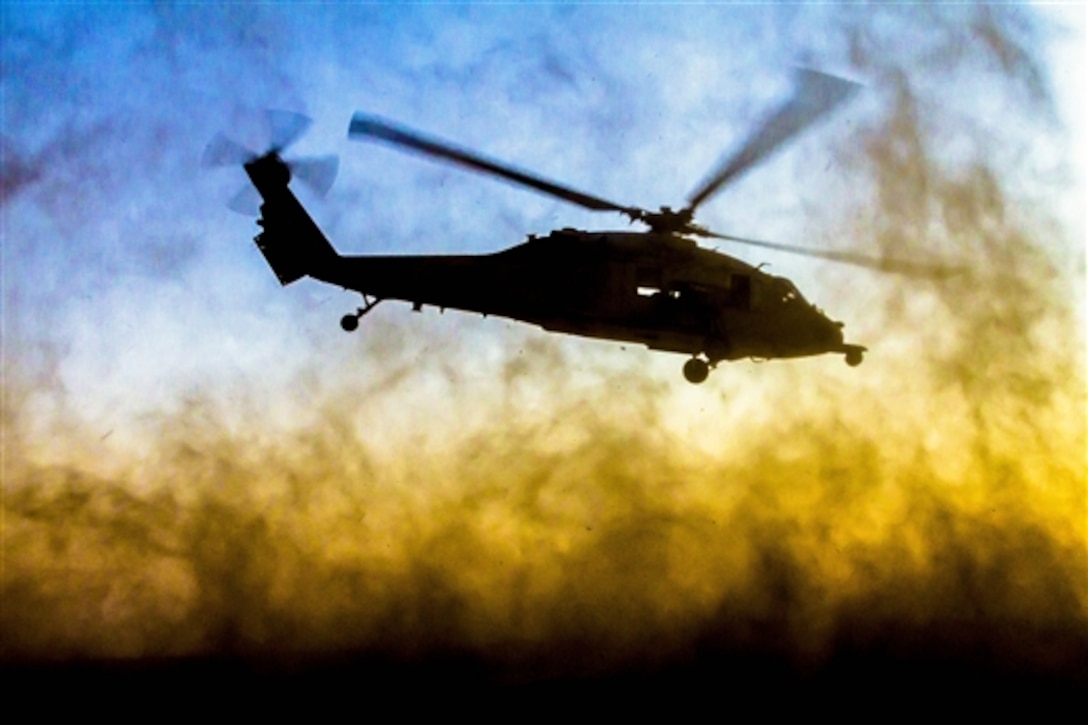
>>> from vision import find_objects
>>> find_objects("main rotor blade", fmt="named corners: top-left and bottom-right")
top-left (267, 110), bottom-right (312, 153)
top-left (349, 113), bottom-right (639, 215)
top-left (702, 229), bottom-right (962, 278)
top-left (687, 69), bottom-right (860, 212)
top-left (201, 133), bottom-right (255, 168)
top-left (289, 155), bottom-right (340, 196)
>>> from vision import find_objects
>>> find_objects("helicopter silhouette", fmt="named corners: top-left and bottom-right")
top-left (204, 71), bottom-right (949, 383)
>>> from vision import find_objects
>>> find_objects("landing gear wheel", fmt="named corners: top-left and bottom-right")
top-left (845, 349), bottom-right (863, 367)
top-left (683, 357), bottom-right (710, 384)
top-left (340, 314), bottom-right (360, 332)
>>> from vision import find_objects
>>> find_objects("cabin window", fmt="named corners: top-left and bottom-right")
top-left (636, 266), bottom-right (669, 299)
top-left (636, 286), bottom-right (681, 299)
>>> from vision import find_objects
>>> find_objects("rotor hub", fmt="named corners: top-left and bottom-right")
top-left (631, 206), bottom-right (700, 236)
top-left (245, 152), bottom-right (291, 189)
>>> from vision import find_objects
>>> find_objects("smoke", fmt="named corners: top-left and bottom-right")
top-left (2, 4), bottom-right (1085, 689)
top-left (4, 361), bottom-right (1083, 678)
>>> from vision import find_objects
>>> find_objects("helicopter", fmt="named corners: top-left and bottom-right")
top-left (204, 70), bottom-right (946, 384)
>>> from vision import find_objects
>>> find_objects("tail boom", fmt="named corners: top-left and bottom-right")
top-left (245, 154), bottom-right (339, 286)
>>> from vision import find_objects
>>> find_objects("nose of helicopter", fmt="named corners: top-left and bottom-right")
top-left (818, 313), bottom-right (846, 350)
top-left (819, 314), bottom-right (866, 365)
top-left (813, 306), bottom-right (844, 341)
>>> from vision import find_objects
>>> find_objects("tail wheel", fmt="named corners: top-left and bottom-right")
top-left (845, 348), bottom-right (864, 367)
top-left (683, 357), bottom-right (710, 384)
top-left (340, 314), bottom-right (360, 332)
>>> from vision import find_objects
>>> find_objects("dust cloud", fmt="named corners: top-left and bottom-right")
top-left (2, 5), bottom-right (1085, 692)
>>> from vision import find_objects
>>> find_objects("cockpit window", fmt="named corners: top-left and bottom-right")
top-left (773, 277), bottom-right (807, 305)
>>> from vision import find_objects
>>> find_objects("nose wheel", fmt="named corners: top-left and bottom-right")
top-left (683, 357), bottom-right (710, 384)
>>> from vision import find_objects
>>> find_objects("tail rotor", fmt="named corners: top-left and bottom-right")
top-left (202, 110), bottom-right (339, 214)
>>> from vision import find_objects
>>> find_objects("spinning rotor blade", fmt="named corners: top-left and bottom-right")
top-left (702, 229), bottom-right (961, 278)
top-left (687, 69), bottom-right (860, 212)
top-left (267, 110), bottom-right (312, 152)
top-left (227, 185), bottom-right (262, 216)
top-left (201, 133), bottom-right (256, 168)
top-left (349, 113), bottom-right (639, 215)
top-left (289, 155), bottom-right (340, 196)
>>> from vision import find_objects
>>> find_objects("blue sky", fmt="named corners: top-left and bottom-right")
top-left (2, 3), bottom-right (1085, 665)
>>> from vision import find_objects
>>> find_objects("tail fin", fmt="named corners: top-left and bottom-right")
top-left (246, 155), bottom-right (339, 286)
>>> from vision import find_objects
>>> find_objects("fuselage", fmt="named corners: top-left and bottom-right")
top-left (313, 229), bottom-right (851, 362)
